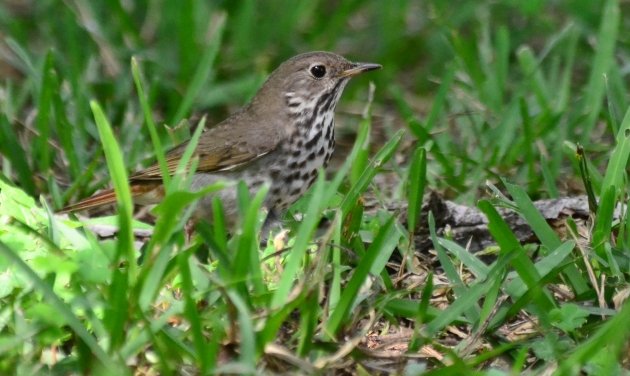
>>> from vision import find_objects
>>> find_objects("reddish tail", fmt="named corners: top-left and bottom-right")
top-left (59, 183), bottom-right (161, 213)
top-left (59, 189), bottom-right (118, 213)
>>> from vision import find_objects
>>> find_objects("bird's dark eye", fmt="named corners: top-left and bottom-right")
top-left (310, 65), bottom-right (326, 78)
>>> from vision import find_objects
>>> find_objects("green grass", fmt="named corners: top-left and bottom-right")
top-left (1, 0), bottom-right (630, 374)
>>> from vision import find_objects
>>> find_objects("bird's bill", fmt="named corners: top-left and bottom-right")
top-left (339, 62), bottom-right (382, 78)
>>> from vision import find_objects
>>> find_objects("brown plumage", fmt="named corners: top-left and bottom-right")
top-left (61, 51), bottom-right (381, 226)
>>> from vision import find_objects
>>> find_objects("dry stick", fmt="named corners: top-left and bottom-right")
top-left (313, 309), bottom-right (378, 370)
top-left (264, 343), bottom-right (316, 373)
top-left (458, 295), bottom-right (509, 358)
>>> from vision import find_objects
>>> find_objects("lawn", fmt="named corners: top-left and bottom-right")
top-left (1, 0), bottom-right (630, 374)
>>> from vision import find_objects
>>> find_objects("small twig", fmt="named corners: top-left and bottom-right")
top-left (264, 343), bottom-right (316, 374)
top-left (313, 309), bottom-right (378, 369)
top-left (458, 295), bottom-right (508, 358)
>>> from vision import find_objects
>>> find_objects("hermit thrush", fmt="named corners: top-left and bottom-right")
top-left (62, 51), bottom-right (381, 227)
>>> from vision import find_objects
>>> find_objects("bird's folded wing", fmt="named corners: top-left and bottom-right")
top-left (130, 138), bottom-right (276, 181)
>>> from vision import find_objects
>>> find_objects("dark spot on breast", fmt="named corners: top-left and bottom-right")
top-left (292, 149), bottom-right (302, 157)
top-left (270, 169), bottom-right (281, 179)
top-left (315, 91), bottom-right (331, 112)
top-left (289, 161), bottom-right (298, 169)
top-left (318, 81), bottom-right (343, 117)
top-left (308, 151), bottom-right (316, 160)
top-left (320, 101), bottom-right (332, 116)
top-left (305, 132), bottom-right (321, 149)
top-left (298, 160), bottom-right (306, 169)
top-left (325, 125), bottom-right (332, 140)
top-left (318, 146), bottom-right (325, 156)
top-left (290, 187), bottom-right (302, 196)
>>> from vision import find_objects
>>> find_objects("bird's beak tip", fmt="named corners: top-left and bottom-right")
top-left (340, 62), bottom-right (382, 78)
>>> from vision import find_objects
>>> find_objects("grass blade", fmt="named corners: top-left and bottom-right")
top-left (429, 211), bottom-right (479, 322)
top-left (505, 181), bottom-right (589, 294)
top-left (582, 0), bottom-right (619, 140)
top-left (601, 106), bottom-right (630, 197)
top-left (0, 114), bottom-right (35, 195)
top-left (90, 100), bottom-right (136, 352)
top-left (177, 252), bottom-right (211, 373)
top-left (406, 146), bottom-right (426, 232)
top-left (340, 129), bottom-right (403, 215)
top-left (424, 258), bottom-right (511, 337)
top-left (33, 51), bottom-right (55, 175)
top-left (505, 181), bottom-right (561, 249)
top-left (89, 101), bottom-right (135, 275)
top-left (171, 13), bottom-right (225, 125)
top-left (233, 184), bottom-right (268, 295)
top-left (132, 57), bottom-right (170, 188)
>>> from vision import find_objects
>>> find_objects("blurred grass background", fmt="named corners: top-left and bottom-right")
top-left (2, 0), bottom-right (630, 374)
top-left (2, 0), bottom-right (626, 205)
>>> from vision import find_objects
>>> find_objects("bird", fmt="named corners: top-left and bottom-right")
top-left (61, 51), bottom-right (381, 231)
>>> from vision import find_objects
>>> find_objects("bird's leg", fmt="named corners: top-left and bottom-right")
top-left (260, 208), bottom-right (283, 245)
top-left (185, 219), bottom-right (197, 244)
